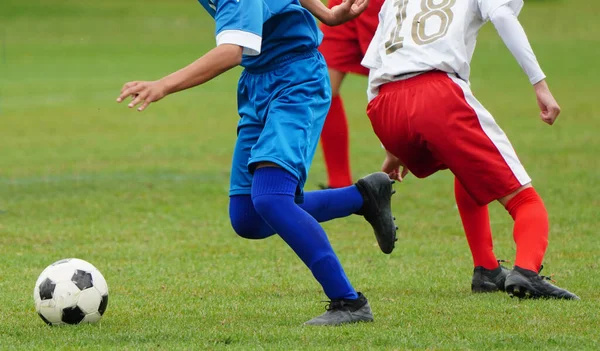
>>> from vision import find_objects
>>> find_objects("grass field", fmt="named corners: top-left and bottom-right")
top-left (1, 0), bottom-right (599, 349)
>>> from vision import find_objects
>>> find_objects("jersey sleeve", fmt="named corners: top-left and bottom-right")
top-left (477, 0), bottom-right (524, 21)
top-left (214, 0), bottom-right (263, 56)
top-left (490, 5), bottom-right (545, 85)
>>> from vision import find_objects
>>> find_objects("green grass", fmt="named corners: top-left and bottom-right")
top-left (1, 0), bottom-right (599, 349)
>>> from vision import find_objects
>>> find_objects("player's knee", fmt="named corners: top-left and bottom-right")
top-left (229, 212), bottom-right (268, 240)
top-left (498, 183), bottom-right (534, 207)
top-left (229, 195), bottom-right (272, 240)
top-left (229, 216), bottom-right (254, 239)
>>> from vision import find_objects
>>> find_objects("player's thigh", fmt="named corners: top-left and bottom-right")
top-left (319, 16), bottom-right (368, 76)
top-left (249, 54), bottom-right (331, 192)
top-left (230, 120), bottom-right (262, 197)
top-left (319, 39), bottom-right (367, 76)
top-left (230, 78), bottom-right (263, 197)
top-left (328, 68), bottom-right (346, 96)
top-left (434, 75), bottom-right (532, 206)
top-left (366, 90), bottom-right (442, 178)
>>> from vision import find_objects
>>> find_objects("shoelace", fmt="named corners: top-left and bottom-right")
top-left (538, 265), bottom-right (557, 283)
top-left (323, 299), bottom-right (348, 311)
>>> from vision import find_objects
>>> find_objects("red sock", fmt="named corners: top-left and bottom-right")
top-left (321, 95), bottom-right (352, 188)
top-left (505, 188), bottom-right (548, 272)
top-left (454, 178), bottom-right (498, 270)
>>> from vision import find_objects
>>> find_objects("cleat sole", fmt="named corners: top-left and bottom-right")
top-left (506, 284), bottom-right (536, 299)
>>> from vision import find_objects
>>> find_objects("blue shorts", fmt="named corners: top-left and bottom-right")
top-left (230, 49), bottom-right (331, 203)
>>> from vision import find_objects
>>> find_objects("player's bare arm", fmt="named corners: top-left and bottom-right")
top-left (533, 80), bottom-right (561, 125)
top-left (116, 44), bottom-right (243, 111)
top-left (490, 5), bottom-right (560, 125)
top-left (300, 0), bottom-right (369, 26)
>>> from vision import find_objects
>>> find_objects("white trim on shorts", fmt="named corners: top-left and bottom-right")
top-left (447, 74), bottom-right (531, 186)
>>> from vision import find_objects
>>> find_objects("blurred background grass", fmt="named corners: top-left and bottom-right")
top-left (0, 0), bottom-right (598, 349)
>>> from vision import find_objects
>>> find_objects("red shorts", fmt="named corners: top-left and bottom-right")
top-left (367, 71), bottom-right (531, 205)
top-left (319, 0), bottom-right (384, 76)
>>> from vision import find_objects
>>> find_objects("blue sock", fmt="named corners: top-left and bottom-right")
top-left (229, 185), bottom-right (363, 239)
top-left (301, 187), bottom-right (363, 223)
top-left (250, 167), bottom-right (358, 300)
top-left (229, 195), bottom-right (274, 240)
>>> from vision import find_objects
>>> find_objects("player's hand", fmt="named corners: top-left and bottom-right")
top-left (116, 80), bottom-right (168, 112)
top-left (534, 80), bottom-right (561, 125)
top-left (328, 0), bottom-right (370, 26)
top-left (382, 150), bottom-right (409, 182)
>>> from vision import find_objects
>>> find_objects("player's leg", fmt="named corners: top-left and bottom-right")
top-left (251, 163), bottom-right (357, 299)
top-left (318, 10), bottom-right (365, 189)
top-left (229, 71), bottom-right (381, 242)
top-left (367, 76), bottom-right (507, 293)
top-left (231, 160), bottom-right (396, 247)
top-left (497, 184), bottom-right (543, 273)
top-left (454, 177), bottom-right (496, 269)
top-left (368, 72), bottom-right (576, 298)
top-left (230, 183), bottom-right (388, 239)
top-left (247, 52), bottom-right (379, 325)
top-left (228, 73), bottom-right (277, 240)
top-left (455, 177), bottom-right (510, 293)
top-left (319, 68), bottom-right (352, 188)
top-left (280, 59), bottom-right (398, 254)
top-left (229, 76), bottom-right (364, 240)
top-left (232, 175), bottom-right (398, 252)
top-left (442, 74), bottom-right (578, 300)
top-left (367, 74), bottom-right (506, 291)
top-left (249, 164), bottom-right (372, 325)
top-left (230, 121), bottom-right (394, 243)
top-left (497, 185), bottom-right (578, 299)
top-left (230, 70), bottom-right (364, 299)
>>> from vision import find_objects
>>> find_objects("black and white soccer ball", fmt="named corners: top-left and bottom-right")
top-left (33, 258), bottom-right (109, 325)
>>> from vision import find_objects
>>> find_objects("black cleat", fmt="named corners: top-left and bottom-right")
top-left (471, 261), bottom-right (510, 293)
top-left (304, 292), bottom-right (373, 326)
top-left (354, 172), bottom-right (397, 254)
top-left (505, 266), bottom-right (580, 300)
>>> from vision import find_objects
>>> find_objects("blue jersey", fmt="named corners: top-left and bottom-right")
top-left (197, 0), bottom-right (322, 69)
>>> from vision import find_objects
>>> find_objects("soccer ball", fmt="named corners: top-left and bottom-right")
top-left (33, 258), bottom-right (109, 325)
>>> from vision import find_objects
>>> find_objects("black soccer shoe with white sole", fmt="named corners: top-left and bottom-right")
top-left (355, 172), bottom-right (398, 254)
top-left (304, 292), bottom-right (373, 326)
top-left (471, 262), bottom-right (510, 293)
top-left (505, 266), bottom-right (580, 300)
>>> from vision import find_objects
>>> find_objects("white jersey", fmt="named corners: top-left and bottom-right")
top-left (363, 0), bottom-right (523, 101)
